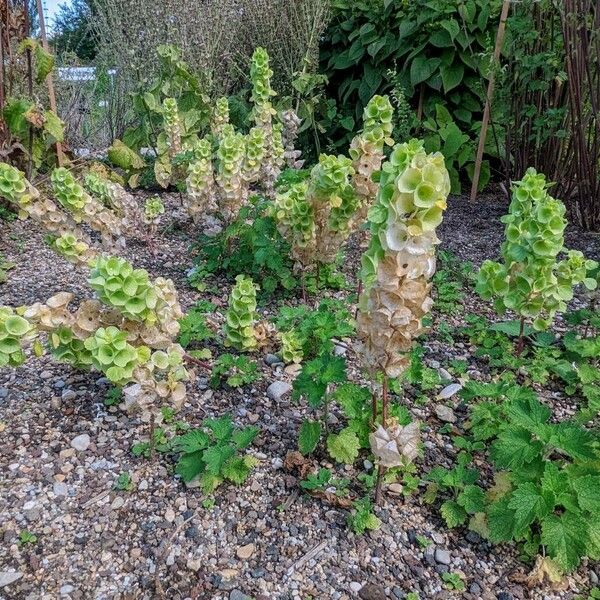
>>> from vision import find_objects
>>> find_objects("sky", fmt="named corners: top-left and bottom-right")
top-left (45, 0), bottom-right (70, 29)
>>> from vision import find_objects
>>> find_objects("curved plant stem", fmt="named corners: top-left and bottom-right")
top-left (374, 374), bottom-right (389, 505)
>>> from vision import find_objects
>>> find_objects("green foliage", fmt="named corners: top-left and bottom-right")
top-left (107, 140), bottom-right (145, 188)
top-left (293, 352), bottom-right (347, 408)
top-left (300, 468), bottom-right (350, 497)
top-left (178, 303), bottom-right (216, 348)
top-left (190, 197), bottom-right (297, 297)
top-left (50, 232), bottom-right (90, 263)
top-left (441, 572), bottom-right (465, 592)
top-left (298, 420), bottom-right (322, 455)
top-left (18, 530), bottom-right (38, 546)
top-left (51, 167), bottom-right (87, 213)
top-left (327, 427), bottom-right (361, 465)
top-left (223, 275), bottom-right (259, 351)
top-left (49, 325), bottom-right (93, 368)
top-left (274, 299), bottom-right (355, 360)
top-left (18, 38), bottom-right (55, 84)
top-left (172, 415), bottom-right (259, 492)
top-left (114, 472), bottom-right (134, 491)
top-left (209, 354), bottom-right (259, 389)
top-left (144, 196), bottom-right (165, 221)
top-left (0, 254), bottom-right (15, 284)
top-left (347, 497), bottom-right (381, 535)
top-left (477, 169), bottom-right (598, 332)
top-left (0, 307), bottom-right (33, 367)
top-left (84, 326), bottom-right (146, 385)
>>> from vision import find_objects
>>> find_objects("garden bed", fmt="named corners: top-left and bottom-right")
top-left (1, 189), bottom-right (598, 600)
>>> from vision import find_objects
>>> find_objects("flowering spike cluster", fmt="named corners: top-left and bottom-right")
top-left (143, 196), bottom-right (165, 233)
top-left (51, 167), bottom-right (124, 250)
top-left (51, 232), bottom-right (97, 266)
top-left (211, 97), bottom-right (230, 140)
top-left (280, 109), bottom-right (304, 169)
top-left (185, 138), bottom-right (217, 222)
top-left (369, 420), bottom-right (420, 468)
top-left (357, 139), bottom-right (450, 377)
top-left (280, 329), bottom-right (303, 364)
top-left (223, 275), bottom-right (259, 352)
top-left (162, 98), bottom-right (183, 157)
top-left (0, 163), bottom-right (84, 239)
top-left (349, 95), bottom-right (395, 229)
top-left (84, 172), bottom-right (141, 236)
top-left (0, 307), bottom-right (34, 367)
top-left (477, 168), bottom-right (598, 330)
top-left (243, 127), bottom-right (266, 184)
top-left (216, 130), bottom-right (247, 222)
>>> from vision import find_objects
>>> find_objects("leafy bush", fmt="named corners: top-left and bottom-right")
top-left (172, 415), bottom-right (259, 493)
top-left (178, 302), bottom-right (216, 348)
top-left (209, 354), bottom-right (260, 389)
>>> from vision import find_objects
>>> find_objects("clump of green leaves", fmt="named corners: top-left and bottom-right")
top-left (18, 530), bottom-right (38, 546)
top-left (223, 275), bottom-right (259, 351)
top-left (441, 572), bottom-right (465, 592)
top-left (209, 354), bottom-right (259, 389)
top-left (114, 472), bottom-right (134, 491)
top-left (300, 468), bottom-right (350, 498)
top-left (172, 415), bottom-right (259, 493)
top-left (0, 253), bottom-right (15, 284)
top-left (477, 168), bottom-right (598, 336)
top-left (178, 301), bottom-right (216, 348)
top-left (347, 497), bottom-right (381, 535)
top-left (0, 307), bottom-right (33, 367)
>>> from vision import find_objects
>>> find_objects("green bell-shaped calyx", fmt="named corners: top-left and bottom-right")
top-left (223, 275), bottom-right (259, 351)
top-left (0, 307), bottom-right (34, 367)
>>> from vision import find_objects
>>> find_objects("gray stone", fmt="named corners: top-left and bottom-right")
top-left (53, 482), bottom-right (69, 497)
top-left (438, 383), bottom-right (462, 399)
top-left (61, 389), bottom-right (77, 401)
top-left (469, 583), bottom-right (482, 595)
top-left (0, 571), bottom-right (23, 588)
top-left (434, 548), bottom-right (451, 565)
top-left (196, 377), bottom-right (209, 391)
top-left (334, 344), bottom-right (347, 357)
top-left (54, 380), bottom-right (65, 389)
top-left (349, 582), bottom-right (362, 594)
top-left (434, 564), bottom-right (449, 575)
top-left (229, 591), bottom-right (252, 600)
top-left (424, 546), bottom-right (436, 566)
top-left (60, 584), bottom-right (75, 595)
top-left (438, 368), bottom-right (453, 382)
top-left (264, 354), bottom-right (281, 366)
top-left (22, 500), bottom-right (40, 521)
top-left (358, 583), bottom-right (386, 600)
top-left (70, 434), bottom-right (91, 452)
top-left (0, 387), bottom-right (8, 399)
top-left (266, 381), bottom-right (292, 402)
top-left (435, 405), bottom-right (456, 423)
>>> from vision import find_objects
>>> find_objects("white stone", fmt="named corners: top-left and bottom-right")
top-left (0, 572), bottom-right (23, 588)
top-left (438, 383), bottom-right (462, 400)
top-left (70, 434), bottom-right (91, 452)
top-left (266, 381), bottom-right (292, 402)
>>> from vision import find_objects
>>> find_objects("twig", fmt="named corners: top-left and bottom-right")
top-left (285, 540), bottom-right (327, 578)
top-left (183, 353), bottom-right (211, 370)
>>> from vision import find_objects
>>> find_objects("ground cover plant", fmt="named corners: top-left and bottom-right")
top-left (1, 3), bottom-right (600, 598)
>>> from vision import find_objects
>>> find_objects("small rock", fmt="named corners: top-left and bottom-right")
top-left (60, 584), bottom-right (75, 595)
top-left (434, 548), bottom-right (451, 565)
top-left (438, 383), bottom-right (462, 400)
top-left (349, 581), bottom-right (362, 594)
top-left (53, 482), bottom-right (69, 497)
top-left (435, 405), bottom-right (456, 423)
top-left (283, 364), bottom-right (302, 376)
top-left (229, 591), bottom-right (252, 600)
top-left (70, 434), bottom-right (91, 452)
top-left (424, 546), bottom-right (436, 566)
top-left (266, 381), bottom-right (292, 402)
top-left (438, 368), bottom-right (453, 382)
top-left (248, 413), bottom-right (259, 424)
top-left (61, 389), bottom-right (77, 401)
top-left (469, 583), bottom-right (482, 595)
top-left (164, 508), bottom-right (175, 523)
top-left (358, 583), bottom-right (386, 600)
top-left (187, 558), bottom-right (202, 572)
top-left (334, 344), bottom-right (347, 356)
top-left (0, 571), bottom-right (23, 588)
top-left (236, 543), bottom-right (255, 560)
top-left (431, 532), bottom-right (444, 545)
top-left (22, 501), bottom-right (40, 522)
top-left (264, 354), bottom-right (281, 366)
top-left (387, 483), bottom-right (403, 496)
top-left (111, 496), bottom-right (125, 510)
top-left (0, 387), bottom-right (8, 399)
top-left (497, 594), bottom-right (513, 600)
top-left (435, 564), bottom-right (449, 575)
top-left (41, 370), bottom-right (52, 379)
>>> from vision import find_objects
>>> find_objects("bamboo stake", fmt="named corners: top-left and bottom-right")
top-left (35, 0), bottom-right (64, 167)
top-left (469, 0), bottom-right (511, 202)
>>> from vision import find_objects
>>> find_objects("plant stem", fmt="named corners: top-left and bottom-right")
top-left (516, 315), bottom-right (526, 356)
top-left (149, 412), bottom-right (156, 461)
top-left (374, 374), bottom-right (389, 506)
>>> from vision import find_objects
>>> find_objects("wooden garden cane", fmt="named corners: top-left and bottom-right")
top-left (35, 0), bottom-right (64, 167)
top-left (469, 0), bottom-right (511, 202)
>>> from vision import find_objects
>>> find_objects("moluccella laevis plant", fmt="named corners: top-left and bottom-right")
top-left (84, 171), bottom-right (141, 237)
top-left (185, 138), bottom-right (217, 223)
top-left (357, 139), bottom-right (450, 380)
top-left (0, 307), bottom-right (36, 367)
top-left (251, 47), bottom-right (284, 196)
top-left (476, 168), bottom-right (598, 350)
top-left (272, 154), bottom-right (359, 274)
top-left (0, 163), bottom-right (84, 240)
top-left (223, 275), bottom-right (259, 352)
top-left (280, 109), bottom-right (304, 169)
top-left (143, 196), bottom-right (165, 235)
top-left (349, 95), bottom-right (395, 228)
top-left (211, 97), bottom-right (230, 140)
top-left (21, 255), bottom-right (190, 416)
top-left (357, 139), bottom-right (449, 502)
top-left (216, 128), bottom-right (247, 222)
top-left (51, 167), bottom-right (124, 250)
top-left (155, 97), bottom-right (183, 188)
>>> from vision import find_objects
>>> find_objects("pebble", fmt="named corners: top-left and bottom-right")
top-left (111, 496), bottom-right (125, 510)
top-left (61, 389), bottom-right (77, 401)
top-left (358, 583), bottom-right (386, 600)
top-left (434, 548), bottom-right (451, 565)
top-left (266, 381), bottom-right (292, 401)
top-left (60, 584), bottom-right (75, 595)
top-left (438, 368), bottom-right (453, 382)
top-left (387, 483), bottom-right (403, 496)
top-left (70, 434), bottom-right (91, 452)
top-left (236, 543), bottom-right (255, 560)
top-left (23, 500), bottom-right (40, 521)
top-left (229, 591), bottom-right (253, 600)
top-left (0, 387), bottom-right (8, 399)
top-left (349, 581), bottom-right (362, 593)
top-left (435, 405), bottom-right (456, 423)
top-left (0, 571), bottom-right (23, 588)
top-left (438, 383), bottom-right (462, 399)
top-left (469, 582), bottom-right (482, 595)
top-left (264, 354), bottom-right (281, 366)
top-left (164, 508), bottom-right (176, 523)
top-left (53, 482), bottom-right (69, 497)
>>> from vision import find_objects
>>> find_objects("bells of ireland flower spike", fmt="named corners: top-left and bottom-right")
top-left (185, 138), bottom-right (217, 222)
top-left (357, 139), bottom-right (450, 378)
top-left (349, 95), bottom-right (395, 229)
top-left (281, 329), bottom-right (303, 364)
top-left (280, 109), bottom-right (304, 169)
top-left (243, 127), bottom-right (266, 184)
top-left (88, 256), bottom-right (159, 324)
top-left (0, 163), bottom-right (80, 238)
top-left (476, 168), bottom-right (599, 331)
top-left (223, 275), bottom-right (259, 352)
top-left (0, 307), bottom-right (34, 367)
top-left (369, 419), bottom-right (420, 468)
top-left (162, 98), bottom-right (183, 157)
top-left (217, 131), bottom-right (246, 222)
top-left (211, 97), bottom-right (230, 140)
top-left (51, 167), bottom-right (124, 250)
top-left (144, 196), bottom-right (165, 226)
top-left (84, 326), bottom-right (148, 385)
top-left (52, 232), bottom-right (96, 266)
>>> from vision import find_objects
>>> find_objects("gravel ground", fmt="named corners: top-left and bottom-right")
top-left (0, 191), bottom-right (599, 600)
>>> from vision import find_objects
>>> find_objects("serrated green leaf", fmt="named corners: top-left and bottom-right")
top-left (541, 511), bottom-right (588, 572)
top-left (221, 456), bottom-right (251, 484)
top-left (489, 428), bottom-right (543, 470)
top-left (231, 426), bottom-right (259, 449)
top-left (43, 110), bottom-right (64, 142)
top-left (440, 500), bottom-right (468, 528)
top-left (487, 497), bottom-right (515, 542)
top-left (506, 394), bottom-right (551, 431)
top-left (200, 472), bottom-right (222, 494)
top-left (202, 445), bottom-right (236, 475)
top-left (204, 415), bottom-right (234, 441)
top-left (326, 428), bottom-right (360, 465)
top-left (175, 450), bottom-right (205, 482)
top-left (573, 475), bottom-right (600, 513)
top-left (174, 430), bottom-right (210, 453)
top-left (458, 485), bottom-right (486, 514)
top-left (508, 482), bottom-right (551, 536)
top-left (34, 43), bottom-right (54, 83)
top-left (298, 419), bottom-right (322, 455)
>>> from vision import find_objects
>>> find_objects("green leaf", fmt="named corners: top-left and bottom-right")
top-left (487, 497), bottom-right (515, 542)
top-left (231, 426), bottom-right (259, 449)
top-left (200, 472), bottom-right (222, 494)
top-left (174, 430), bottom-right (210, 453)
top-left (508, 483), bottom-right (551, 536)
top-left (489, 428), bottom-right (543, 470)
top-left (34, 43), bottom-right (54, 83)
top-left (299, 419), bottom-right (322, 455)
top-left (506, 394), bottom-right (551, 431)
top-left (440, 500), bottom-right (468, 528)
top-left (410, 56), bottom-right (440, 86)
top-left (573, 475), bottom-right (600, 513)
top-left (541, 511), bottom-right (588, 572)
top-left (202, 445), bottom-right (236, 476)
top-left (43, 110), bottom-right (64, 142)
top-left (326, 428), bottom-right (360, 465)
top-left (440, 64), bottom-right (464, 93)
top-left (457, 485), bottom-right (486, 514)
top-left (204, 416), bottom-right (234, 441)
top-left (221, 456), bottom-right (251, 484)
top-left (175, 450), bottom-right (205, 482)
